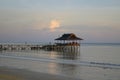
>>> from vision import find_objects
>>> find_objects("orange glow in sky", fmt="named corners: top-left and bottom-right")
top-left (50, 20), bottom-right (60, 31)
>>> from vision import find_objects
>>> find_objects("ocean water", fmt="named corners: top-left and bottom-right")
top-left (0, 43), bottom-right (120, 80)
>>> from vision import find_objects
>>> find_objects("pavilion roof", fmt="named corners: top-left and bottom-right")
top-left (55, 33), bottom-right (83, 40)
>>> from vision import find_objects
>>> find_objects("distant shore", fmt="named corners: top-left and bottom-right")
top-left (0, 66), bottom-right (80, 80)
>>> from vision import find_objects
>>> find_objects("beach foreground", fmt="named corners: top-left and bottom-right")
top-left (0, 66), bottom-right (80, 80)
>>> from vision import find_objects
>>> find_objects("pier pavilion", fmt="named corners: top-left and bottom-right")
top-left (55, 33), bottom-right (83, 46)
top-left (54, 33), bottom-right (83, 52)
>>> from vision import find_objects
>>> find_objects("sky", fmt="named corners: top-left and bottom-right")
top-left (0, 0), bottom-right (120, 43)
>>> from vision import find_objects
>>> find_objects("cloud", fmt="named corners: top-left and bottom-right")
top-left (50, 19), bottom-right (60, 31)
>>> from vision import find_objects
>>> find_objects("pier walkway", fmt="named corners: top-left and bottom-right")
top-left (0, 43), bottom-right (42, 51)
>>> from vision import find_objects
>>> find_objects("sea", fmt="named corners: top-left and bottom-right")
top-left (0, 43), bottom-right (120, 80)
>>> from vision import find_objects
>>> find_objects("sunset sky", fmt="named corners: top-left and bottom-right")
top-left (0, 0), bottom-right (120, 43)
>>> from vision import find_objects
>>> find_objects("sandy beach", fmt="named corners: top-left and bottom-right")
top-left (0, 66), bottom-right (80, 80)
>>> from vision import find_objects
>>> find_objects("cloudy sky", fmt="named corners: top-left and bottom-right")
top-left (0, 0), bottom-right (120, 43)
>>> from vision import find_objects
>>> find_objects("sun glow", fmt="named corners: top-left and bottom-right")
top-left (50, 20), bottom-right (60, 31)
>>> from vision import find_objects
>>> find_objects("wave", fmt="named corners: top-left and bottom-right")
top-left (0, 55), bottom-right (120, 69)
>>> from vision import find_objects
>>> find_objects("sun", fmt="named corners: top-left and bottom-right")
top-left (50, 20), bottom-right (60, 31)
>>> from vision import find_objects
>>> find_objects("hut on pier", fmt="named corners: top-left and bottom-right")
top-left (54, 33), bottom-right (83, 52)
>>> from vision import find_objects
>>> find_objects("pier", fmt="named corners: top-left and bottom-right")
top-left (0, 33), bottom-right (83, 54)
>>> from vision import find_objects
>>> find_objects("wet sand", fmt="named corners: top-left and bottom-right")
top-left (0, 66), bottom-right (80, 80)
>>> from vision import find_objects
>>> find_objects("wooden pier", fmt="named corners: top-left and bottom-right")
top-left (0, 33), bottom-right (83, 54)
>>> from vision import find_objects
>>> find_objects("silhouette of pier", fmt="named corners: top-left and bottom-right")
top-left (0, 33), bottom-right (83, 54)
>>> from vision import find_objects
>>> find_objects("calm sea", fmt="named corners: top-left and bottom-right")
top-left (0, 43), bottom-right (120, 80)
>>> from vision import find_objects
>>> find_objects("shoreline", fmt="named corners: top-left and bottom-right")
top-left (0, 66), bottom-right (80, 80)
